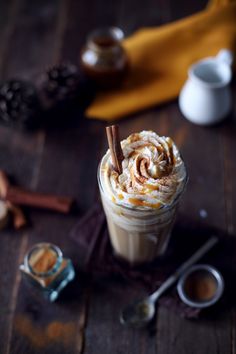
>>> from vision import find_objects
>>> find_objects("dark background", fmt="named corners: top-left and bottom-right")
top-left (0, 0), bottom-right (236, 353)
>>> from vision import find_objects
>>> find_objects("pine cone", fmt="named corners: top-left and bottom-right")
top-left (0, 80), bottom-right (40, 129)
top-left (41, 63), bottom-right (95, 107)
top-left (42, 63), bottom-right (82, 102)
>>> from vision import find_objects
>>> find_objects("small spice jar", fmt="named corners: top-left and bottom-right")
top-left (80, 27), bottom-right (129, 88)
top-left (20, 242), bottom-right (75, 302)
top-left (177, 264), bottom-right (224, 308)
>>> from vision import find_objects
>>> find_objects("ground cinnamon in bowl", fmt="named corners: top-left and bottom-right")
top-left (184, 270), bottom-right (217, 302)
top-left (177, 264), bottom-right (224, 308)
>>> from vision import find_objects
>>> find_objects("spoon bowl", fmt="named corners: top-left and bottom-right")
top-left (120, 298), bottom-right (155, 328)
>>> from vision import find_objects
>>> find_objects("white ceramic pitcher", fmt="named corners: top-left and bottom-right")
top-left (179, 49), bottom-right (233, 125)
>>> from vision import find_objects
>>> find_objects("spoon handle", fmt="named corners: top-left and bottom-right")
top-left (150, 236), bottom-right (218, 302)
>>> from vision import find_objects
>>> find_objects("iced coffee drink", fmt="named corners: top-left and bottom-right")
top-left (98, 129), bottom-right (187, 264)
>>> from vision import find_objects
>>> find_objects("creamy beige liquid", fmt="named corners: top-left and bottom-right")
top-left (100, 186), bottom-right (177, 263)
top-left (98, 131), bottom-right (187, 264)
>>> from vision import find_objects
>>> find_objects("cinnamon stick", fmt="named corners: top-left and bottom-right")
top-left (5, 186), bottom-right (73, 214)
top-left (7, 203), bottom-right (27, 229)
top-left (0, 170), bottom-right (9, 198)
top-left (0, 170), bottom-right (74, 214)
top-left (106, 125), bottom-right (124, 174)
top-left (0, 170), bottom-right (27, 229)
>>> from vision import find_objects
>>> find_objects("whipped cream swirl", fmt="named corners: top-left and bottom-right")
top-left (100, 131), bottom-right (187, 209)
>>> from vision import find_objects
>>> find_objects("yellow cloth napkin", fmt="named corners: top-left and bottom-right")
top-left (86, 0), bottom-right (236, 121)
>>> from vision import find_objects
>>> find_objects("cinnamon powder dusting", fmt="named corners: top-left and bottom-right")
top-left (14, 315), bottom-right (83, 350)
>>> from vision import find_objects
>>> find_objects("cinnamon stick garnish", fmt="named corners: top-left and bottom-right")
top-left (106, 125), bottom-right (124, 174)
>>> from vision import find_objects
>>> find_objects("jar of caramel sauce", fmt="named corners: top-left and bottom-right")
top-left (80, 27), bottom-right (129, 88)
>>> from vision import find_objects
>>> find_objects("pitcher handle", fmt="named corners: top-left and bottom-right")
top-left (216, 49), bottom-right (233, 67)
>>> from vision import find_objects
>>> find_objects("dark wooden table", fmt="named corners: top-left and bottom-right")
top-left (0, 0), bottom-right (236, 353)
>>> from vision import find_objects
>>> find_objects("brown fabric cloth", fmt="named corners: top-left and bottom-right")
top-left (70, 203), bottom-right (235, 319)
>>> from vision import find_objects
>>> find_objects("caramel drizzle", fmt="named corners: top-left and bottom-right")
top-left (107, 132), bottom-right (178, 208)
top-left (127, 138), bottom-right (175, 182)
top-left (128, 198), bottom-right (161, 209)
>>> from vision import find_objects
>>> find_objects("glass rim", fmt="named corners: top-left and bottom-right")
top-left (97, 159), bottom-right (188, 213)
top-left (24, 242), bottom-right (63, 278)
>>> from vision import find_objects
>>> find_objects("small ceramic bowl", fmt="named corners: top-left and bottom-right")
top-left (177, 264), bottom-right (224, 308)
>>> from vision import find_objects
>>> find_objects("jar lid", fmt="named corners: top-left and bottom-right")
top-left (87, 27), bottom-right (124, 52)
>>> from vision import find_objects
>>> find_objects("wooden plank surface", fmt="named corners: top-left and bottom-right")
top-left (0, 0), bottom-right (63, 353)
top-left (153, 104), bottom-right (231, 354)
top-left (0, 0), bottom-right (235, 353)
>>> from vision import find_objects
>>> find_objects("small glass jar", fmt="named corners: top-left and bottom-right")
top-left (20, 243), bottom-right (75, 302)
top-left (80, 27), bottom-right (129, 88)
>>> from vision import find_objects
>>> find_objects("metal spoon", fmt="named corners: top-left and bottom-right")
top-left (120, 236), bottom-right (218, 328)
